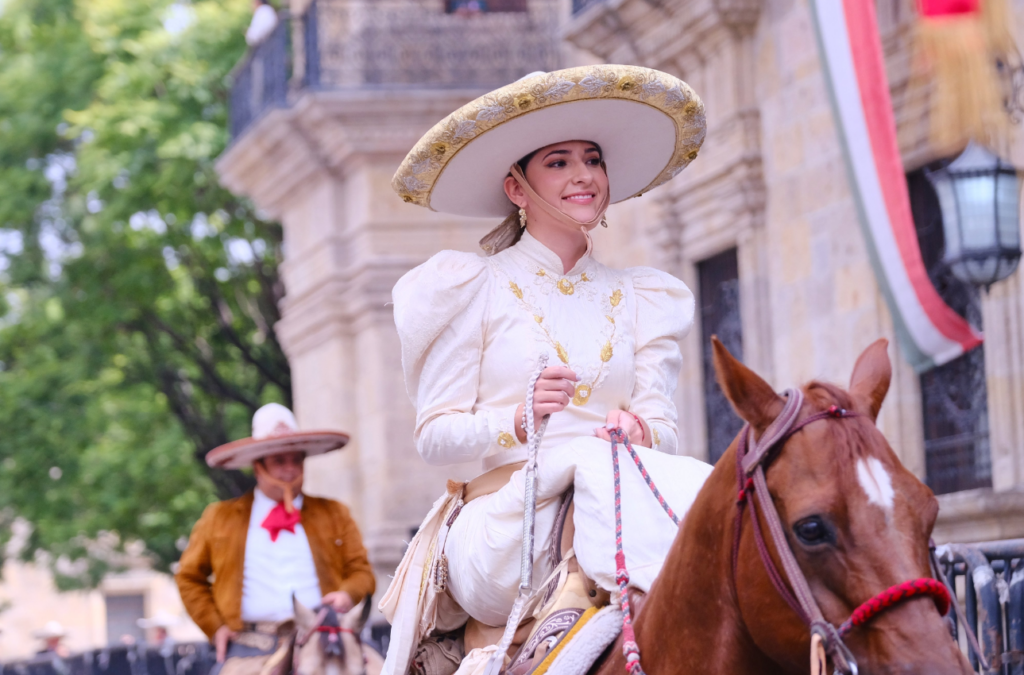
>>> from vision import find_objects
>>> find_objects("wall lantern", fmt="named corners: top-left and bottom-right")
top-left (926, 142), bottom-right (1023, 289)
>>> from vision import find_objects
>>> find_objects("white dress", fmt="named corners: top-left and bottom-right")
top-left (393, 231), bottom-right (712, 627)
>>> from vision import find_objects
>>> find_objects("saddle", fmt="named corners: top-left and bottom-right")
top-left (220, 621), bottom-right (296, 675)
top-left (412, 484), bottom-right (618, 675)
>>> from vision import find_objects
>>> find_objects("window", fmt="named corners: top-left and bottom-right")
top-left (446, 0), bottom-right (527, 13)
top-left (907, 168), bottom-right (992, 495)
top-left (105, 593), bottom-right (145, 645)
top-left (698, 248), bottom-right (744, 464)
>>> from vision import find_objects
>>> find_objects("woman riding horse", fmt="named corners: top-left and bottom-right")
top-left (381, 65), bottom-right (712, 675)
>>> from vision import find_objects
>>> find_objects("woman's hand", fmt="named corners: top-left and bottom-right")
top-left (515, 366), bottom-right (578, 442)
top-left (594, 410), bottom-right (651, 448)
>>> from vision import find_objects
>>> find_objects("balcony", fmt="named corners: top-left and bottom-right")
top-left (230, 16), bottom-right (290, 139)
top-left (229, 0), bottom-right (562, 141)
top-left (571, 0), bottom-right (605, 13)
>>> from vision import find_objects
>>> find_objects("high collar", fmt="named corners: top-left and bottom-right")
top-left (511, 230), bottom-right (593, 277)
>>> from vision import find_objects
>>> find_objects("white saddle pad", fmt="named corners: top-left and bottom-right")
top-left (546, 606), bottom-right (623, 675)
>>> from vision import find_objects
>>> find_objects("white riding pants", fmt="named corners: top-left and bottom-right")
top-left (445, 436), bottom-right (713, 626)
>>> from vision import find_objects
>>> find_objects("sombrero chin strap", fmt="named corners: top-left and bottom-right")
top-left (253, 461), bottom-right (303, 513)
top-left (510, 164), bottom-right (610, 231)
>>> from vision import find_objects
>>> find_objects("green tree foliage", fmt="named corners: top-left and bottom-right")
top-left (0, 0), bottom-right (290, 586)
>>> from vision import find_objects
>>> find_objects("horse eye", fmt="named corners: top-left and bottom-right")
top-left (793, 516), bottom-right (832, 546)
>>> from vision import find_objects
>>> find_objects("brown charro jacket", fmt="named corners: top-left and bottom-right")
top-left (175, 490), bottom-right (375, 638)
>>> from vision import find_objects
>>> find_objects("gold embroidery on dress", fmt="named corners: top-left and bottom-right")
top-left (572, 384), bottom-right (593, 406)
top-left (498, 264), bottom-right (624, 406)
top-left (652, 428), bottom-right (661, 447)
top-left (534, 266), bottom-right (593, 297)
top-left (498, 432), bottom-right (517, 448)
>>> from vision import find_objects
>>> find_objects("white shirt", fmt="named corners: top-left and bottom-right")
top-left (392, 231), bottom-right (695, 471)
top-left (240, 489), bottom-right (322, 622)
top-left (245, 5), bottom-right (278, 46)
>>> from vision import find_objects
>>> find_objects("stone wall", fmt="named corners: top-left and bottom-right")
top-left (217, 0), bottom-right (1024, 600)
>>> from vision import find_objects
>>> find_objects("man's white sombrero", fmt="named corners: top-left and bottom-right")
top-left (206, 403), bottom-right (349, 469)
top-left (392, 64), bottom-right (705, 217)
top-left (33, 621), bottom-right (68, 639)
top-left (137, 610), bottom-right (180, 630)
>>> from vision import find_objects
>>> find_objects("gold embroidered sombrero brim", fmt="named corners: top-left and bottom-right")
top-left (205, 431), bottom-right (349, 469)
top-left (392, 65), bottom-right (706, 218)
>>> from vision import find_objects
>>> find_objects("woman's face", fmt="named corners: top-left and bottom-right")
top-left (507, 140), bottom-right (608, 230)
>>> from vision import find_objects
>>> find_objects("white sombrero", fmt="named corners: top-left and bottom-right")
top-left (205, 403), bottom-right (349, 470)
top-left (33, 621), bottom-right (68, 640)
top-left (137, 610), bottom-right (181, 630)
top-left (392, 64), bottom-right (705, 217)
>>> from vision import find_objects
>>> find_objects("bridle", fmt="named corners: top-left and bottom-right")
top-left (732, 388), bottom-right (952, 674)
top-left (293, 606), bottom-right (367, 675)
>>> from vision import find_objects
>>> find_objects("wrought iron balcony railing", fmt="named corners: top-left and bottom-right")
top-left (229, 0), bottom-right (562, 140)
top-left (229, 16), bottom-right (290, 139)
top-left (303, 0), bottom-right (560, 90)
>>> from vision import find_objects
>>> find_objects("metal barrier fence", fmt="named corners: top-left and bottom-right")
top-left (0, 644), bottom-right (214, 675)
top-left (229, 16), bottom-right (291, 139)
top-left (938, 538), bottom-right (1024, 673)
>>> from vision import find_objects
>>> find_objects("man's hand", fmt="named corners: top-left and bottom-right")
top-left (321, 591), bottom-right (355, 614)
top-left (214, 625), bottom-right (236, 663)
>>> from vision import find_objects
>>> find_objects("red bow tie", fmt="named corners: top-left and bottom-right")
top-left (261, 503), bottom-right (302, 542)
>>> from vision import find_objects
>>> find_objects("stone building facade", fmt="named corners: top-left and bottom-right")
top-left (216, 0), bottom-right (1024, 592)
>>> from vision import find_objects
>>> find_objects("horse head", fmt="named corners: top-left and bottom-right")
top-left (616, 338), bottom-right (973, 674)
top-left (292, 597), bottom-right (379, 675)
top-left (706, 337), bottom-right (971, 674)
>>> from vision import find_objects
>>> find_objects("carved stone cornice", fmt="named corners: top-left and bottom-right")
top-left (216, 88), bottom-right (487, 219)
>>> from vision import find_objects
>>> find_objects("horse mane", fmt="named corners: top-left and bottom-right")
top-left (801, 380), bottom-right (882, 463)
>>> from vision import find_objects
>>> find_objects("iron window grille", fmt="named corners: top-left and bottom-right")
top-left (698, 248), bottom-right (744, 465)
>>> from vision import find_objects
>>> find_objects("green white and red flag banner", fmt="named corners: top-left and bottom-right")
top-left (809, 0), bottom-right (983, 372)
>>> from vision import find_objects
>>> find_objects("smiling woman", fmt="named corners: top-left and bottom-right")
top-left (381, 65), bottom-right (713, 675)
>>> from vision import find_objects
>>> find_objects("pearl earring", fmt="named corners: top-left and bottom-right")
top-left (519, 208), bottom-right (527, 229)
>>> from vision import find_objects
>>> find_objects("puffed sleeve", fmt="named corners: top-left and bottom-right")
top-left (627, 267), bottom-right (695, 454)
top-left (393, 250), bottom-right (518, 465)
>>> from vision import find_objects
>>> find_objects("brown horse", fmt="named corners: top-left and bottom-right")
top-left (592, 338), bottom-right (972, 674)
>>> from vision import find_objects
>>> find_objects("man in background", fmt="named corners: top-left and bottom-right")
top-left (175, 404), bottom-right (374, 673)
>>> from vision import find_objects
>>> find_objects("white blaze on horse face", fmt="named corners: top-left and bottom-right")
top-left (856, 456), bottom-right (895, 515)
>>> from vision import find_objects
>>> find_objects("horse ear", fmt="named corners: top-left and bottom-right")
top-left (848, 339), bottom-right (891, 421)
top-left (293, 594), bottom-right (317, 632)
top-left (340, 600), bottom-right (366, 632)
top-left (711, 336), bottom-right (784, 431)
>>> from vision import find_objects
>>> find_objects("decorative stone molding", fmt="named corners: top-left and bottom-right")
top-left (216, 90), bottom-right (483, 220)
top-left (934, 488), bottom-right (1024, 543)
